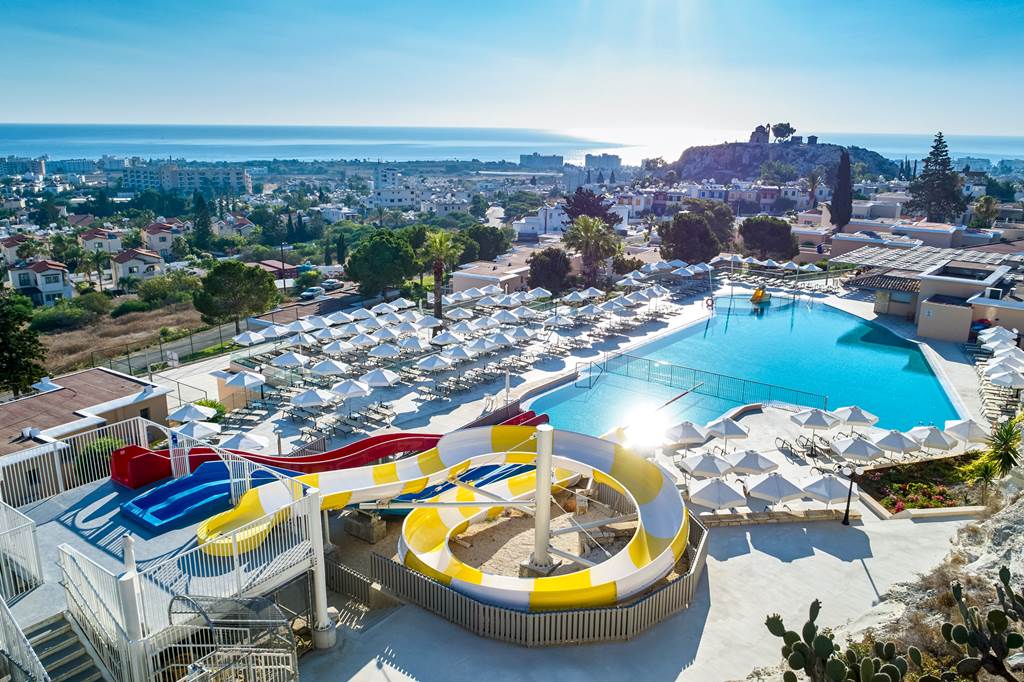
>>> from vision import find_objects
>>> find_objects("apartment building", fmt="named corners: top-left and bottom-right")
top-left (122, 164), bottom-right (252, 194)
top-left (8, 260), bottom-right (74, 306)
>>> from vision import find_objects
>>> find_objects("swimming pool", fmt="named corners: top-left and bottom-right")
top-left (527, 295), bottom-right (960, 435)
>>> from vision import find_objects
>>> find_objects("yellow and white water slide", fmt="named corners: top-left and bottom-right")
top-left (197, 425), bottom-right (689, 610)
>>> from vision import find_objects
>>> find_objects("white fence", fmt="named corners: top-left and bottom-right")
top-left (58, 545), bottom-right (132, 682)
top-left (0, 417), bottom-right (158, 508)
top-left (0, 595), bottom-right (49, 682)
top-left (180, 648), bottom-right (297, 682)
top-left (0, 502), bottom-right (43, 602)
top-left (135, 490), bottom-right (317, 634)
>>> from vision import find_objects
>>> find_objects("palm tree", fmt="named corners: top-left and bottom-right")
top-left (422, 231), bottom-right (462, 331)
top-left (983, 419), bottom-right (1020, 477)
top-left (91, 249), bottom-right (110, 292)
top-left (973, 195), bottom-right (1000, 227)
top-left (967, 458), bottom-right (999, 504)
top-left (805, 169), bottom-right (822, 209)
top-left (563, 215), bottom-right (620, 286)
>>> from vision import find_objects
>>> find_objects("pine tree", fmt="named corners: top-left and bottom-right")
top-left (906, 132), bottom-right (967, 222)
top-left (335, 233), bottom-right (347, 264)
top-left (830, 148), bottom-right (853, 228)
top-left (286, 214), bottom-right (295, 241)
top-left (0, 291), bottom-right (46, 396)
top-left (191, 191), bottom-right (213, 250)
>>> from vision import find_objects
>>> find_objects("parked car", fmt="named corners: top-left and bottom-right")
top-left (321, 278), bottom-right (342, 291)
top-left (299, 286), bottom-right (325, 300)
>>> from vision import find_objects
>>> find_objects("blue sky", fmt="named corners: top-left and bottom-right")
top-left (3, 0), bottom-right (1023, 135)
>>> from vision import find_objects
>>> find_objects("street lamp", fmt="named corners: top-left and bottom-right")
top-left (279, 242), bottom-right (288, 289)
top-left (840, 465), bottom-right (864, 526)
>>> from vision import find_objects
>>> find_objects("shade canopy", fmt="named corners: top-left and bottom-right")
top-left (224, 370), bottom-right (266, 389)
top-left (512, 306), bottom-right (538, 320)
top-left (907, 425), bottom-right (958, 451)
top-left (327, 311), bottom-right (353, 325)
top-left (431, 330), bottom-right (465, 346)
top-left (348, 333), bottom-right (377, 348)
top-left (831, 436), bottom-right (884, 462)
top-left (801, 474), bottom-right (854, 505)
top-left (417, 315), bottom-right (443, 328)
top-left (542, 314), bottom-right (573, 327)
top-left (271, 351), bottom-right (309, 368)
top-left (359, 368), bottom-right (401, 387)
top-left (368, 343), bottom-right (401, 359)
top-left (290, 388), bottom-right (337, 408)
top-left (441, 346), bottom-right (476, 362)
top-left (978, 326), bottom-right (1016, 342)
top-left (988, 370), bottom-right (1024, 389)
top-left (349, 308), bottom-right (374, 320)
top-left (330, 379), bottom-right (371, 399)
top-left (305, 315), bottom-right (333, 329)
top-left (309, 359), bottom-right (352, 376)
top-left (446, 307), bottom-right (474, 320)
top-left (871, 429), bottom-right (920, 455)
top-left (173, 420), bottom-right (220, 440)
top-left (944, 418), bottom-right (991, 444)
top-left (322, 340), bottom-right (355, 355)
top-left (528, 287), bottom-right (552, 299)
top-left (398, 336), bottom-right (431, 352)
top-left (168, 402), bottom-right (217, 423)
top-left (313, 327), bottom-right (342, 341)
top-left (561, 291), bottom-right (588, 303)
top-left (746, 472), bottom-right (804, 503)
top-left (416, 355), bottom-right (453, 372)
top-left (390, 297), bottom-right (415, 309)
top-left (725, 449), bottom-right (779, 475)
top-left (218, 432), bottom-right (269, 451)
top-left (666, 421), bottom-right (708, 446)
top-left (370, 302), bottom-right (397, 315)
top-left (705, 416), bottom-right (749, 440)
top-left (286, 333), bottom-right (317, 348)
top-left (259, 324), bottom-right (291, 339)
top-left (688, 478), bottom-right (746, 510)
top-left (790, 408), bottom-right (840, 431)
top-left (679, 453), bottom-right (734, 478)
top-left (371, 327), bottom-right (400, 342)
top-left (232, 331), bottom-right (265, 347)
top-left (286, 319), bottom-right (317, 333)
top-left (832, 405), bottom-right (879, 427)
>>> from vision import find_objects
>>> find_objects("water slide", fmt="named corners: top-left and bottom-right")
top-left (111, 411), bottom-right (545, 489)
top-left (197, 425), bottom-right (689, 611)
top-left (750, 286), bottom-right (770, 304)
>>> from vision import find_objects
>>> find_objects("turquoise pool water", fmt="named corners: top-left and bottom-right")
top-left (527, 296), bottom-right (960, 435)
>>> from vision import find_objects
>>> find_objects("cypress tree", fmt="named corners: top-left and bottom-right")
top-left (830, 148), bottom-right (853, 228)
top-left (192, 191), bottom-right (213, 250)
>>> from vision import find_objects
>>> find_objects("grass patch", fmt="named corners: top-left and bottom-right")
top-left (180, 341), bottom-right (239, 363)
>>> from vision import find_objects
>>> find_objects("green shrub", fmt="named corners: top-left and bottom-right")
top-left (73, 290), bottom-right (113, 315)
top-left (31, 303), bottom-right (97, 332)
top-left (111, 299), bottom-right (153, 318)
top-left (194, 398), bottom-right (226, 423)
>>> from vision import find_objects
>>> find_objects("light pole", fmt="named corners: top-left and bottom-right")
top-left (279, 242), bottom-right (287, 290)
top-left (840, 465), bottom-right (864, 526)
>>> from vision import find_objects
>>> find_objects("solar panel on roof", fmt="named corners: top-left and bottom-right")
top-left (830, 245), bottom-right (1018, 272)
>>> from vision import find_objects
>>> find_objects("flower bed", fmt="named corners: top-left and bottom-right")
top-left (853, 454), bottom-right (981, 513)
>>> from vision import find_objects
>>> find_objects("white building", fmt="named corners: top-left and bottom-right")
top-left (512, 204), bottom-right (568, 240)
top-left (112, 248), bottom-right (164, 288)
top-left (8, 260), bottom-right (74, 306)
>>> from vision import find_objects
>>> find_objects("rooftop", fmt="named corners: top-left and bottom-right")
top-left (0, 368), bottom-right (167, 457)
top-left (831, 245), bottom-right (1018, 272)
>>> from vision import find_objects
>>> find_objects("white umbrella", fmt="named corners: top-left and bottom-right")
top-left (672, 267), bottom-right (695, 277)
top-left (489, 332), bottom-right (516, 347)
top-left (359, 368), bottom-right (400, 387)
top-left (286, 319), bottom-right (317, 333)
top-left (679, 453), bottom-right (734, 478)
top-left (393, 321), bottom-right (420, 336)
top-left (290, 388), bottom-right (337, 408)
top-left (398, 336), bottom-right (431, 352)
top-left (271, 351), bottom-right (309, 368)
top-left (801, 474), bottom-right (853, 505)
top-left (416, 355), bottom-right (453, 373)
top-left (944, 418), bottom-right (991, 444)
top-left (614, 308), bottom-right (638, 319)
top-left (232, 330), bottom-right (265, 347)
top-left (477, 296), bottom-right (499, 307)
top-left (323, 339), bottom-right (355, 355)
top-left (978, 326), bottom-right (1016, 342)
top-left (305, 315), bottom-right (333, 329)
top-left (371, 302), bottom-right (397, 315)
top-left (747, 472), bottom-right (804, 504)
top-left (666, 259), bottom-right (688, 269)
top-left (310, 359), bottom-right (351, 376)
top-left (451, 291), bottom-right (473, 303)
top-left (512, 306), bottom-right (538, 320)
top-left (466, 338), bottom-right (497, 353)
top-left (742, 256), bottom-right (762, 266)
top-left (327, 311), bottom-right (354, 325)
top-left (790, 408), bottom-right (840, 431)
top-left (688, 478), bottom-right (746, 510)
top-left (287, 332), bottom-right (317, 348)
top-left (667, 421), bottom-right (708, 447)
top-left (378, 312), bottom-right (404, 325)
top-left (359, 316), bottom-right (382, 330)
top-left (335, 322), bottom-right (366, 337)
top-left (726, 450), bottom-right (778, 475)
top-left (598, 300), bottom-right (623, 313)
top-left (705, 416), bottom-right (749, 442)
top-left (983, 358), bottom-right (1024, 376)
top-left (441, 346), bottom-right (477, 362)
top-left (561, 291), bottom-right (588, 304)
top-left (449, 320), bottom-right (476, 334)
top-left (481, 284), bottom-right (504, 296)
top-left (371, 327), bottom-right (400, 342)
top-left (494, 294), bottom-right (519, 308)
top-left (390, 297), bottom-right (415, 309)
top-left (831, 436), bottom-right (884, 462)
top-left (542, 314), bottom-right (573, 327)
top-left (474, 316), bottom-right (500, 331)
top-left (401, 310), bottom-right (424, 323)
top-left (872, 430), bottom-right (921, 456)
top-left (258, 324), bottom-right (290, 339)
top-left (583, 287), bottom-right (604, 298)
top-left (431, 330), bottom-right (464, 346)
top-left (331, 378), bottom-right (371, 399)
top-left (446, 307), bottom-right (474, 320)
top-left (168, 402), bottom-right (217, 423)
top-left (507, 326), bottom-right (534, 342)
top-left (224, 370), bottom-right (265, 389)
top-left (576, 304), bottom-right (603, 318)
top-left (368, 343), bottom-right (401, 359)
top-left (173, 420), bottom-right (220, 440)
top-left (462, 288), bottom-right (484, 300)
top-left (313, 327), bottom-right (343, 341)
top-left (833, 405), bottom-right (879, 428)
top-left (907, 425), bottom-right (958, 452)
top-left (417, 315), bottom-right (443, 328)
top-left (800, 263), bottom-right (822, 273)
top-left (348, 333), bottom-right (377, 348)
top-left (218, 431), bottom-right (269, 451)
top-left (781, 261), bottom-right (801, 272)
top-left (983, 338), bottom-right (1016, 352)
top-left (350, 307), bottom-right (374, 320)
top-left (761, 259), bottom-right (780, 268)
top-left (988, 370), bottom-right (1024, 389)
top-left (528, 287), bottom-right (552, 299)
top-left (491, 309), bottom-right (520, 325)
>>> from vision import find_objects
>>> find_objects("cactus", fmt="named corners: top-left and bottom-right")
top-left (765, 566), bottom-right (1024, 681)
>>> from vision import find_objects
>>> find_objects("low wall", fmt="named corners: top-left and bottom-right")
top-left (699, 508), bottom-right (859, 527)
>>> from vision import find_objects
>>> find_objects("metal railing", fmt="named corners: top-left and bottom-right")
top-left (580, 352), bottom-right (828, 411)
top-left (323, 557), bottom-right (372, 604)
top-left (0, 417), bottom-right (156, 508)
top-left (136, 491), bottom-right (317, 634)
top-left (0, 502), bottom-right (43, 602)
top-left (369, 516), bottom-right (708, 647)
top-left (180, 648), bottom-right (297, 682)
top-left (58, 545), bottom-right (131, 682)
top-left (0, 595), bottom-right (49, 681)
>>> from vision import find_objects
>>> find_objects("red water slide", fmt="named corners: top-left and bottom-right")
top-left (111, 411), bottom-right (547, 489)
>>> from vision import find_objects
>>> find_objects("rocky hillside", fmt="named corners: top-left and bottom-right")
top-left (671, 141), bottom-right (899, 183)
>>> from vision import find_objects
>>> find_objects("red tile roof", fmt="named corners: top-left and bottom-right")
top-left (80, 227), bottom-right (120, 241)
top-left (1, 234), bottom-right (32, 248)
top-left (26, 260), bottom-right (67, 273)
top-left (144, 222), bottom-right (177, 235)
top-left (113, 248), bottom-right (161, 264)
top-left (67, 214), bottom-right (95, 228)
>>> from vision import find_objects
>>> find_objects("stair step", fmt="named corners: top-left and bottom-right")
top-left (37, 635), bottom-right (81, 663)
top-left (23, 614), bottom-right (70, 641)
top-left (28, 623), bottom-right (73, 649)
top-left (42, 643), bottom-right (88, 672)
top-left (49, 655), bottom-right (95, 682)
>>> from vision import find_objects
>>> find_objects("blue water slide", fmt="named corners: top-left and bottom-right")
top-left (375, 462), bottom-right (535, 517)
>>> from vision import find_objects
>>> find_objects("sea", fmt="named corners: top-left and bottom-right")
top-left (1, 123), bottom-right (1023, 166)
